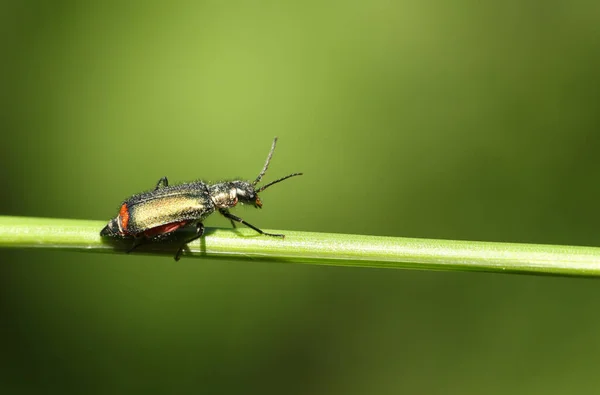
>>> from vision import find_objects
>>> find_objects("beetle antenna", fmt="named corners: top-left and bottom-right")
top-left (257, 173), bottom-right (303, 193)
top-left (253, 137), bottom-right (278, 186)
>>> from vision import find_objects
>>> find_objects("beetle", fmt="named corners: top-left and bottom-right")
top-left (100, 137), bottom-right (302, 260)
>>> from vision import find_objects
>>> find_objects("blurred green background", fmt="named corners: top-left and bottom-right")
top-left (2, 0), bottom-right (600, 394)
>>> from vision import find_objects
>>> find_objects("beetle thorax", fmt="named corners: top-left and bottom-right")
top-left (209, 181), bottom-right (259, 208)
top-left (208, 183), bottom-right (236, 208)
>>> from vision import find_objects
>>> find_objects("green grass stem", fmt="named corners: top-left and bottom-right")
top-left (1, 216), bottom-right (600, 276)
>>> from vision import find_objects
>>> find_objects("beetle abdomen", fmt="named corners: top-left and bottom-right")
top-left (124, 194), bottom-right (214, 234)
top-left (143, 220), bottom-right (189, 238)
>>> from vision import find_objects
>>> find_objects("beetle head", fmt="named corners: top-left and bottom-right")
top-left (211, 137), bottom-right (302, 209)
top-left (231, 181), bottom-right (262, 208)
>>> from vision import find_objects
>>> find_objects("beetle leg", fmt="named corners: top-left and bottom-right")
top-left (218, 208), bottom-right (284, 238)
top-left (220, 209), bottom-right (237, 228)
top-left (174, 222), bottom-right (205, 261)
top-left (126, 237), bottom-right (145, 254)
top-left (154, 177), bottom-right (169, 190)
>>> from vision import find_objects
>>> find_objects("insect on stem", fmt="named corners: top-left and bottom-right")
top-left (100, 137), bottom-right (303, 260)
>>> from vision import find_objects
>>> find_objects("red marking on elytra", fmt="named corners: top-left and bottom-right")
top-left (119, 204), bottom-right (130, 229)
top-left (143, 221), bottom-right (188, 238)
